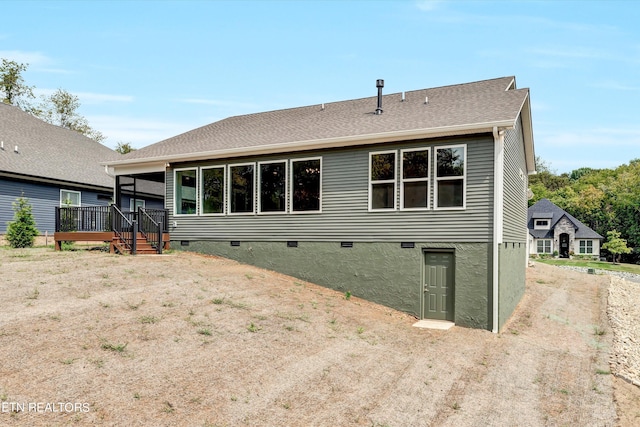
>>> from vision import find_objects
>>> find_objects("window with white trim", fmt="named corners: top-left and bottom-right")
top-left (129, 199), bottom-right (145, 212)
top-left (534, 219), bottom-right (550, 229)
top-left (537, 239), bottom-right (552, 254)
top-left (369, 151), bottom-right (396, 210)
top-left (259, 161), bottom-right (287, 213)
top-left (174, 168), bottom-right (197, 215)
top-left (435, 145), bottom-right (465, 208)
top-left (201, 166), bottom-right (225, 215)
top-left (60, 189), bottom-right (81, 207)
top-left (229, 163), bottom-right (255, 214)
top-left (401, 148), bottom-right (429, 210)
top-left (291, 158), bottom-right (321, 212)
top-left (579, 240), bottom-right (593, 254)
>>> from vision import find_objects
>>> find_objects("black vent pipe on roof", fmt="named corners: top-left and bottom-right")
top-left (375, 79), bottom-right (384, 115)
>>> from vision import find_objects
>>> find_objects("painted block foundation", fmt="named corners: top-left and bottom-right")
top-left (497, 242), bottom-right (527, 330)
top-left (178, 240), bottom-right (493, 330)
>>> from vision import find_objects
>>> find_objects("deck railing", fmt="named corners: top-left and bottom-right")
top-left (55, 206), bottom-right (168, 254)
top-left (55, 206), bottom-right (112, 232)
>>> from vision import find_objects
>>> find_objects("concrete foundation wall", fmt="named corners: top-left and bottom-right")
top-left (178, 240), bottom-right (493, 330)
top-left (498, 242), bottom-right (527, 330)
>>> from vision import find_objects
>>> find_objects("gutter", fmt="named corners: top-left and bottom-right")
top-left (492, 126), bottom-right (505, 333)
top-left (102, 120), bottom-right (516, 169)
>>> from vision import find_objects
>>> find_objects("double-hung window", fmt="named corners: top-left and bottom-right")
top-left (229, 163), bottom-right (255, 214)
top-left (259, 161), bottom-right (287, 213)
top-left (174, 168), bottom-right (198, 215)
top-left (537, 239), bottom-right (552, 254)
top-left (201, 166), bottom-right (225, 215)
top-left (579, 240), bottom-right (593, 254)
top-left (401, 148), bottom-right (429, 210)
top-left (369, 151), bottom-right (396, 211)
top-left (60, 189), bottom-right (81, 207)
top-left (291, 158), bottom-right (321, 213)
top-left (435, 145), bottom-right (466, 209)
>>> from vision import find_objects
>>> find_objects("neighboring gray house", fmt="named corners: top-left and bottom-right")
top-left (528, 198), bottom-right (603, 258)
top-left (105, 77), bottom-right (535, 332)
top-left (0, 103), bottom-right (163, 235)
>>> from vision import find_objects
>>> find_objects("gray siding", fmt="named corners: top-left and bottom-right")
top-left (502, 116), bottom-right (528, 242)
top-left (166, 135), bottom-right (495, 243)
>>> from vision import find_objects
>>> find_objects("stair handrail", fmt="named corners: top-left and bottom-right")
top-left (138, 207), bottom-right (163, 254)
top-left (111, 205), bottom-right (136, 254)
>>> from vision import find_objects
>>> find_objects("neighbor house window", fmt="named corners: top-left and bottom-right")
top-left (291, 158), bottom-right (321, 212)
top-left (129, 199), bottom-right (145, 212)
top-left (60, 189), bottom-right (81, 207)
top-left (579, 240), bottom-right (593, 254)
top-left (229, 163), bottom-right (255, 214)
top-left (401, 148), bottom-right (429, 210)
top-left (537, 239), bottom-right (552, 254)
top-left (201, 166), bottom-right (225, 215)
top-left (534, 219), bottom-right (550, 229)
top-left (259, 161), bottom-right (287, 213)
top-left (435, 145), bottom-right (465, 209)
top-left (369, 151), bottom-right (396, 210)
top-left (174, 168), bottom-right (197, 215)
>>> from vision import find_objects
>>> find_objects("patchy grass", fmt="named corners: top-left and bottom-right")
top-left (535, 258), bottom-right (640, 275)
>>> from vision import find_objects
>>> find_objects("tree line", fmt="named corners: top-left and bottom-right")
top-left (1, 58), bottom-right (134, 154)
top-left (529, 157), bottom-right (639, 263)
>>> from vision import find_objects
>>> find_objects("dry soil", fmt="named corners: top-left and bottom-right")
top-left (0, 248), bottom-right (637, 426)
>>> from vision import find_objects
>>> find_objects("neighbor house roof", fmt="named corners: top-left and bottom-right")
top-left (0, 102), bottom-right (118, 189)
top-left (528, 198), bottom-right (603, 239)
top-left (105, 76), bottom-right (535, 173)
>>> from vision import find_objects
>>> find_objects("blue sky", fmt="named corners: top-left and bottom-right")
top-left (2, 0), bottom-right (639, 173)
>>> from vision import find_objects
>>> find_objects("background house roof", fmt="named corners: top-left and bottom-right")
top-left (0, 103), bottom-right (118, 189)
top-left (528, 198), bottom-right (603, 239)
top-left (107, 76), bottom-right (532, 167)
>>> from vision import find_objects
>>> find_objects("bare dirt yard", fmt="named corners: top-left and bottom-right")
top-left (0, 248), bottom-right (637, 426)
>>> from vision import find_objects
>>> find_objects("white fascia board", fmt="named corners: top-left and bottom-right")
top-left (106, 161), bottom-right (167, 176)
top-left (102, 120), bottom-right (515, 169)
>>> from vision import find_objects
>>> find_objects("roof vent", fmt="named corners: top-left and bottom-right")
top-left (14, 145), bottom-right (18, 153)
top-left (375, 79), bottom-right (384, 115)
top-left (401, 91), bottom-right (405, 102)
top-left (424, 96), bottom-right (429, 105)
top-left (0, 140), bottom-right (4, 150)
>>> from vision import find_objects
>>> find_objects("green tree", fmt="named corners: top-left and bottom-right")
top-left (0, 58), bottom-right (35, 110)
top-left (602, 230), bottom-right (632, 264)
top-left (36, 88), bottom-right (105, 143)
top-left (6, 195), bottom-right (39, 248)
top-left (115, 141), bottom-right (136, 154)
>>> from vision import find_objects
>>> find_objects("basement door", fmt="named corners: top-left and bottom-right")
top-left (422, 251), bottom-right (455, 321)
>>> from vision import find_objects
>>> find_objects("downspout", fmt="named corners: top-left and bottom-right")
top-left (492, 126), bottom-right (505, 333)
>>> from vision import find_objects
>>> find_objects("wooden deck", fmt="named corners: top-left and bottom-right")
top-left (54, 231), bottom-right (170, 253)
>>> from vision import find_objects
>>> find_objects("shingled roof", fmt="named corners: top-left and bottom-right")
top-left (528, 198), bottom-right (603, 239)
top-left (0, 103), bottom-right (118, 189)
top-left (106, 76), bottom-right (534, 170)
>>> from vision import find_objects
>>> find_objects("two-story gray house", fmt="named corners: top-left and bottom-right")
top-left (105, 77), bottom-right (536, 332)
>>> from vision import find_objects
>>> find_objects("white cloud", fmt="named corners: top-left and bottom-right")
top-left (178, 98), bottom-right (258, 109)
top-left (76, 92), bottom-right (134, 104)
top-left (0, 50), bottom-right (51, 65)
top-left (415, 0), bottom-right (444, 12)
top-left (539, 128), bottom-right (640, 148)
top-left (591, 81), bottom-right (640, 92)
top-left (33, 88), bottom-right (133, 104)
top-left (88, 115), bottom-right (201, 149)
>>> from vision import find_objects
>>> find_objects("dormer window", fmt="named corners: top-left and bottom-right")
top-left (534, 219), bottom-right (550, 229)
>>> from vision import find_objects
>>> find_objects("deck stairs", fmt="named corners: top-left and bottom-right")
top-left (112, 232), bottom-right (160, 255)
